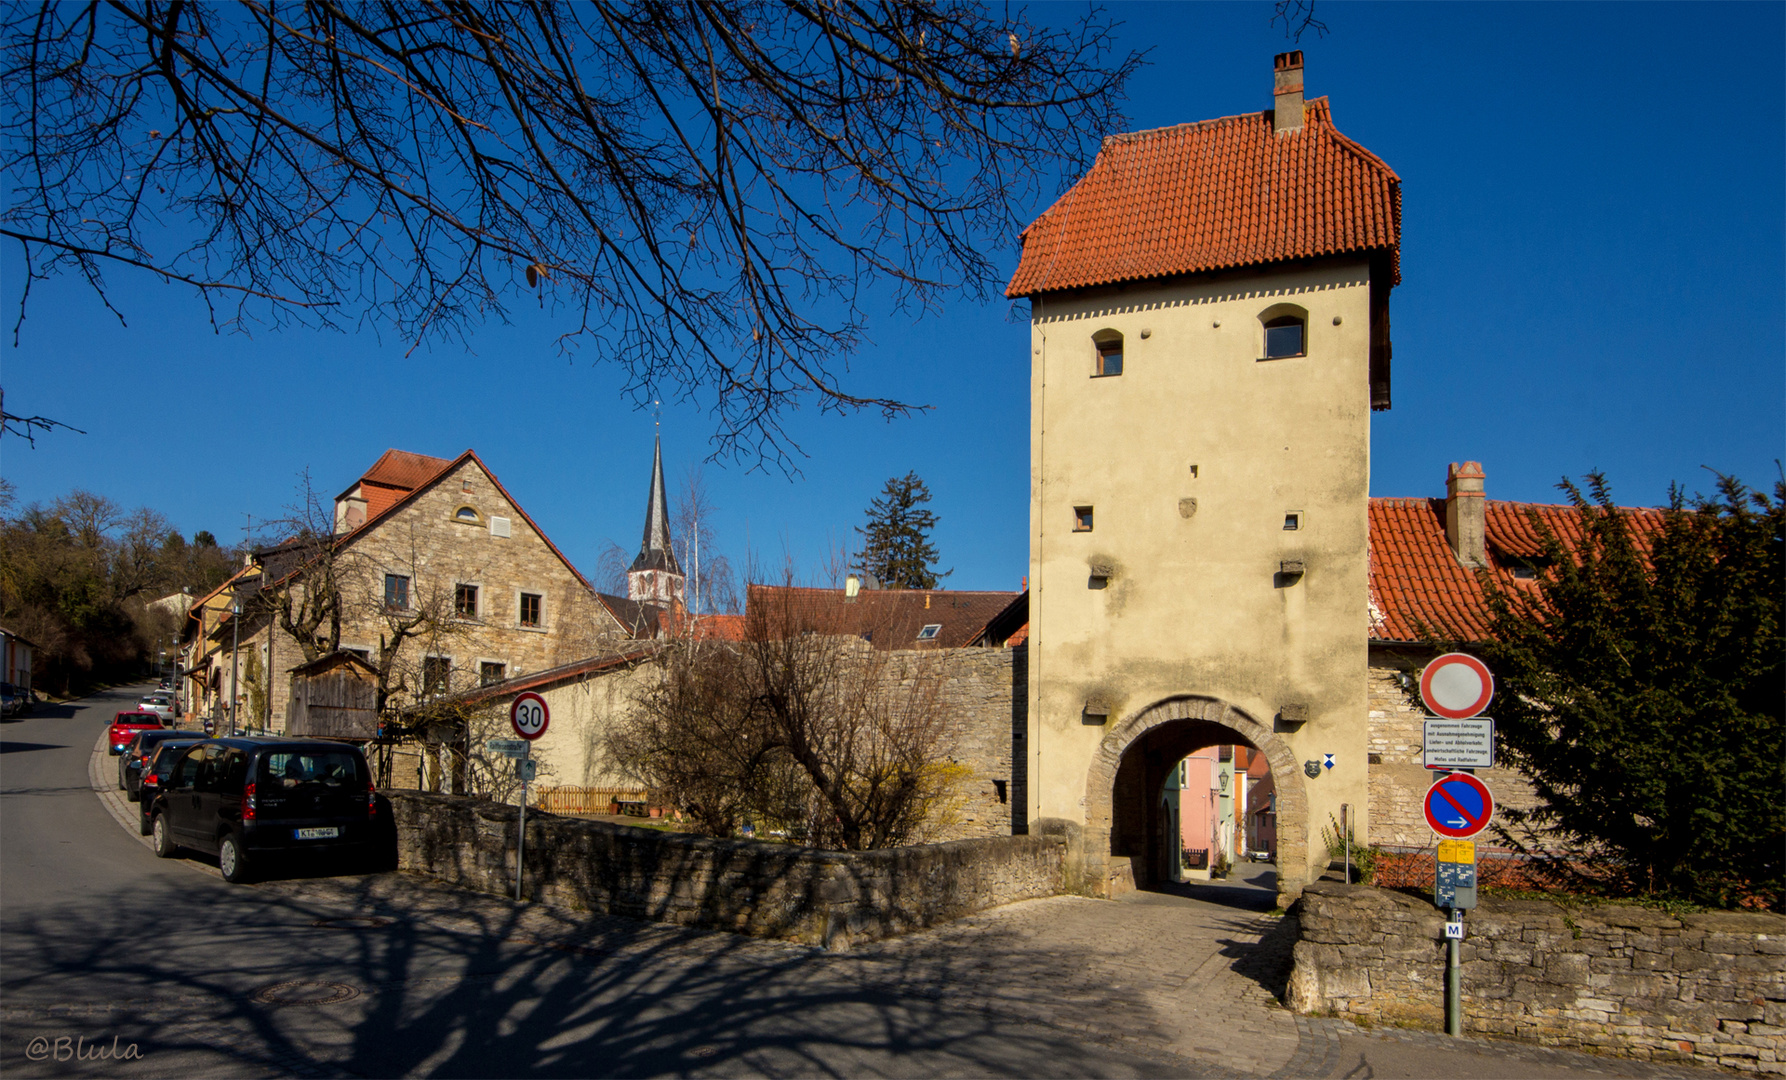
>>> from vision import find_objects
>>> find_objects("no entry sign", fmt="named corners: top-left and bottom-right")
top-left (1424, 772), bottom-right (1495, 840)
top-left (510, 691), bottom-right (550, 740)
top-left (1419, 653), bottom-right (1494, 720)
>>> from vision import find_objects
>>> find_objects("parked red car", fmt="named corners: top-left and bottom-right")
top-left (108, 711), bottom-right (164, 756)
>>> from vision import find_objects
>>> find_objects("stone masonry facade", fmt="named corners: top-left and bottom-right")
top-left (1290, 882), bottom-right (1786, 1072)
top-left (389, 790), bottom-right (1065, 950)
top-left (248, 456), bottom-right (621, 733)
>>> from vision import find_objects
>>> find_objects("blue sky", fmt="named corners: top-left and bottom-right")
top-left (3, 2), bottom-right (1781, 595)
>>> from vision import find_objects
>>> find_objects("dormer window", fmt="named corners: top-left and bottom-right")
top-left (1092, 329), bottom-right (1123, 376)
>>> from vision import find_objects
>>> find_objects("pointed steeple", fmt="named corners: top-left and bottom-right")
top-left (628, 435), bottom-right (684, 606)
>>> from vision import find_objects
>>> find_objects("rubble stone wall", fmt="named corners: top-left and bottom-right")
top-left (1289, 882), bottom-right (1786, 1072)
top-left (388, 790), bottom-right (1065, 949)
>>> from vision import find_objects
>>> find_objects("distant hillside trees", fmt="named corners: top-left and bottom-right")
top-left (0, 483), bottom-right (240, 694)
top-left (1475, 473), bottom-right (1784, 910)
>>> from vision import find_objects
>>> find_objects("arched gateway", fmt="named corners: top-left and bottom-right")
top-left (1085, 696), bottom-right (1307, 899)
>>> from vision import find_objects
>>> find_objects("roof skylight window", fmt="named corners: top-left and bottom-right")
top-left (916, 624), bottom-right (941, 641)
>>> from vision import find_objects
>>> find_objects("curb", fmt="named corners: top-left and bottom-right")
top-left (89, 726), bottom-right (224, 881)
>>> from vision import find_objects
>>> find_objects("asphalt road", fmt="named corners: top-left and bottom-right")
top-left (1, 685), bottom-right (1726, 1079)
top-left (1, 684), bottom-right (1201, 1078)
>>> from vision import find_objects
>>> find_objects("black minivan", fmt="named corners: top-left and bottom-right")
top-left (149, 737), bottom-right (377, 883)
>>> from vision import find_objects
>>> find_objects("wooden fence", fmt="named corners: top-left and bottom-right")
top-left (533, 786), bottom-right (654, 817)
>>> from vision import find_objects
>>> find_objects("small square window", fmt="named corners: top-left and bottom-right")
top-left (518, 592), bottom-right (543, 628)
top-left (1095, 341), bottom-right (1123, 376)
top-left (479, 661), bottom-right (506, 685)
top-left (916, 624), bottom-right (941, 641)
top-left (1264, 317), bottom-right (1305, 359)
top-left (1284, 512), bottom-right (1302, 531)
top-left (1073, 506), bottom-right (1094, 532)
top-left (454, 583), bottom-right (479, 618)
top-left (383, 574), bottom-right (410, 611)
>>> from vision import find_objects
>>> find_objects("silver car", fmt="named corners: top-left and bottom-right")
top-left (139, 694), bottom-right (176, 721)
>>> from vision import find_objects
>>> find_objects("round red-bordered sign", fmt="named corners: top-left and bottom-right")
top-left (510, 691), bottom-right (550, 740)
top-left (1419, 652), bottom-right (1494, 719)
top-left (1424, 772), bottom-right (1495, 840)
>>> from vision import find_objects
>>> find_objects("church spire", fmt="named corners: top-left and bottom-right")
top-left (628, 434), bottom-right (684, 607)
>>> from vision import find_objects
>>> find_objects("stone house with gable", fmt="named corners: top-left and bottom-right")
top-left (183, 446), bottom-right (665, 734)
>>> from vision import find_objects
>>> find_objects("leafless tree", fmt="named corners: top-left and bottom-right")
top-left (610, 569), bottom-right (959, 848)
top-left (2, 2), bottom-right (1138, 465)
top-left (672, 464), bottom-right (738, 616)
top-left (1271, 0), bottom-right (1328, 42)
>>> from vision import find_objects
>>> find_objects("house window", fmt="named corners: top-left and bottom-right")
top-left (519, 592), bottom-right (543, 628)
top-left (1092, 330), bottom-right (1123, 376)
top-left (454, 505), bottom-right (481, 524)
top-left (383, 574), bottom-right (410, 611)
top-left (916, 624), bottom-right (941, 641)
top-left (454, 584), bottom-right (479, 618)
top-left (343, 647), bottom-right (371, 663)
top-left (1073, 506), bottom-right (1094, 532)
top-left (1263, 315), bottom-right (1306, 359)
top-left (479, 662), bottom-right (506, 685)
top-left (422, 656), bottom-right (451, 696)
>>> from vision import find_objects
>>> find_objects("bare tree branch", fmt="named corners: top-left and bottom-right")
top-left (3, 1), bottom-right (1141, 466)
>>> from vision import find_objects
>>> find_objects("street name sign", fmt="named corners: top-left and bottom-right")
top-left (486, 738), bottom-right (529, 757)
top-left (1419, 653), bottom-right (1494, 720)
top-left (1423, 717), bottom-right (1496, 770)
top-left (510, 691), bottom-right (550, 740)
top-left (1424, 772), bottom-right (1495, 840)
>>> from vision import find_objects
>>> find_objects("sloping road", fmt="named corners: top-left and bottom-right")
top-left (2, 685), bottom-right (1727, 1078)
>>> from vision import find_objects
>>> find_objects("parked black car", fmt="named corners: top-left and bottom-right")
top-left (135, 737), bottom-right (212, 834)
top-left (149, 737), bottom-right (377, 883)
top-left (120, 728), bottom-right (205, 801)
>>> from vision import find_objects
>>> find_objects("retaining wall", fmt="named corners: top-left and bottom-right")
top-left (388, 790), bottom-right (1065, 949)
top-left (1288, 882), bottom-right (1786, 1072)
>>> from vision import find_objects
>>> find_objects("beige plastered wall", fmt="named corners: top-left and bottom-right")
top-left (1026, 259), bottom-right (1377, 897)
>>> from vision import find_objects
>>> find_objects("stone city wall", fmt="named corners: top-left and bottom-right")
top-left (1289, 882), bottom-right (1786, 1072)
top-left (388, 790), bottom-right (1065, 949)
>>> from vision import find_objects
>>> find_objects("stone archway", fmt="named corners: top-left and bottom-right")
top-left (1083, 695), bottom-right (1309, 901)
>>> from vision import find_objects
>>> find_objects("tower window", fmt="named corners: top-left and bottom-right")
top-left (1092, 329), bottom-right (1123, 376)
top-left (1284, 512), bottom-right (1303, 531)
top-left (1073, 506), bottom-right (1094, 532)
top-left (1263, 315), bottom-right (1306, 359)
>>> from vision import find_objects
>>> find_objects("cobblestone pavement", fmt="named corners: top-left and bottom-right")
top-left (39, 724), bottom-right (1735, 1078)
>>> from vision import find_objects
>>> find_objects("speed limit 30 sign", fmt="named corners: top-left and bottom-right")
top-left (510, 691), bottom-right (550, 740)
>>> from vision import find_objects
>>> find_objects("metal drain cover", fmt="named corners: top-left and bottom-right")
top-left (313, 916), bottom-right (394, 929)
top-left (251, 981), bottom-right (360, 1006)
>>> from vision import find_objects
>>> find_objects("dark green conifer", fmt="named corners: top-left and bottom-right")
top-left (854, 473), bottom-right (950, 590)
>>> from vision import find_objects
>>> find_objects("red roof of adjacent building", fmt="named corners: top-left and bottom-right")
top-left (1006, 98), bottom-right (1401, 298)
top-left (745, 585), bottom-right (1020, 650)
top-left (1369, 498), bottom-right (1667, 643)
top-left (344, 449), bottom-right (453, 520)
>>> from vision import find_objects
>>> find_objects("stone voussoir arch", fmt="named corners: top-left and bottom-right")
top-left (1083, 694), bottom-right (1310, 894)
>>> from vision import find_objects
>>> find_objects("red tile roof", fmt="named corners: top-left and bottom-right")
top-left (745, 586), bottom-right (1020, 650)
top-left (1369, 498), bottom-right (1667, 643)
top-left (1006, 98), bottom-right (1401, 298)
top-left (361, 449), bottom-right (452, 492)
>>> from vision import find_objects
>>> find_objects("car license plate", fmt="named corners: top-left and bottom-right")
top-left (295, 827), bottom-right (339, 840)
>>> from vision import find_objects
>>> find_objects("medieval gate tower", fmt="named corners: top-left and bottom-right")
top-left (1008, 53), bottom-right (1401, 900)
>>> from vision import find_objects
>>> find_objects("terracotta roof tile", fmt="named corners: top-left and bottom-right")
top-left (745, 586), bottom-right (1020, 650)
top-left (1007, 98), bottom-right (1400, 297)
top-left (362, 449), bottom-right (452, 491)
top-left (1368, 498), bottom-right (1667, 643)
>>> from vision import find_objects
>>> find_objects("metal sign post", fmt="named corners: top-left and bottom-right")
top-left (507, 693), bottom-right (549, 903)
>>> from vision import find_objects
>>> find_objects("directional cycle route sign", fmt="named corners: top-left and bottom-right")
top-left (1423, 772), bottom-right (1495, 840)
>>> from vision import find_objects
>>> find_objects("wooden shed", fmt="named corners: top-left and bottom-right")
top-left (286, 652), bottom-right (378, 739)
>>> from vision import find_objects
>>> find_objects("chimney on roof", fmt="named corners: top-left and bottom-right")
top-left (1273, 51), bottom-right (1305, 134)
top-left (1445, 462), bottom-right (1487, 569)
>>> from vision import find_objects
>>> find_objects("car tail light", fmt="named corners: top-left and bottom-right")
top-left (243, 781), bottom-right (257, 821)
top-left (143, 773), bottom-right (159, 788)
top-left (367, 781), bottom-right (378, 818)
